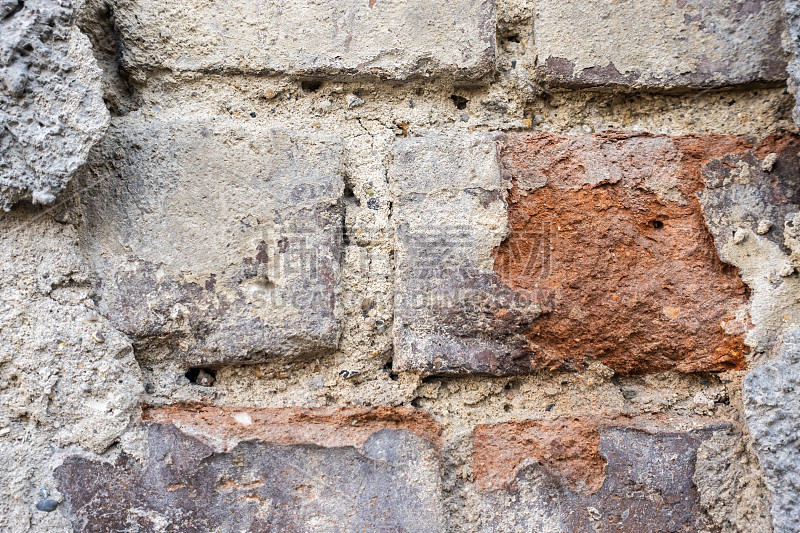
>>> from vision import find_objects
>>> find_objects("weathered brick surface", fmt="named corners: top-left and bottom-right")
top-left (392, 132), bottom-right (800, 375)
top-left (496, 132), bottom-right (759, 375)
top-left (142, 404), bottom-right (442, 450)
top-left (473, 419), bottom-right (605, 495)
top-left (535, 0), bottom-right (786, 88)
top-left (3, 0), bottom-right (797, 529)
top-left (55, 407), bottom-right (443, 532)
top-left (474, 418), bottom-right (728, 532)
top-left (79, 117), bottom-right (345, 365)
top-left (112, 0), bottom-right (496, 81)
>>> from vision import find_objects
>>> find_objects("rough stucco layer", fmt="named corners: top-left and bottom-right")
top-left (392, 132), bottom-right (800, 376)
top-left (0, 0), bottom-right (108, 209)
top-left (111, 0), bottom-right (496, 81)
top-left (475, 419), bottom-right (727, 532)
top-left (535, 0), bottom-right (787, 88)
top-left (78, 116), bottom-right (346, 366)
top-left (744, 329), bottom-right (800, 533)
top-left (0, 205), bottom-right (144, 454)
top-left (54, 419), bottom-right (443, 532)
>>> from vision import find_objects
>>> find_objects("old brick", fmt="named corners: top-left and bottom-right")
top-left (142, 404), bottom-right (442, 450)
top-left (79, 117), bottom-right (345, 366)
top-left (391, 132), bottom-right (800, 375)
top-left (496, 132), bottom-right (757, 375)
top-left (390, 134), bottom-right (543, 375)
top-left (112, 0), bottom-right (496, 81)
top-left (535, 0), bottom-right (786, 88)
top-left (474, 417), bottom-right (728, 532)
top-left (55, 407), bottom-right (443, 532)
top-left (473, 419), bottom-right (605, 495)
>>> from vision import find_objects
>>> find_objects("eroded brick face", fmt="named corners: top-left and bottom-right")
top-left (473, 419), bottom-right (606, 495)
top-left (393, 132), bottom-right (800, 375)
top-left (474, 417), bottom-right (727, 532)
top-left (55, 407), bottom-right (443, 533)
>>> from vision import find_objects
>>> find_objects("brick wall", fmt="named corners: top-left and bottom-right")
top-left (2, 0), bottom-right (800, 531)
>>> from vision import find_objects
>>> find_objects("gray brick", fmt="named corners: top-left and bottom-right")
top-left (79, 117), bottom-right (345, 365)
top-left (390, 134), bottom-right (543, 375)
top-left (535, 0), bottom-right (787, 88)
top-left (112, 0), bottom-right (496, 81)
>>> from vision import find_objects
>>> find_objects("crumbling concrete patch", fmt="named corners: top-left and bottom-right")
top-left (0, 0), bottom-right (108, 209)
top-left (697, 134), bottom-right (800, 360)
top-left (694, 429), bottom-right (774, 533)
top-left (744, 329), bottom-right (800, 533)
top-left (0, 203), bottom-right (143, 532)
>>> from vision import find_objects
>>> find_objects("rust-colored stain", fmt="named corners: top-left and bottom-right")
top-left (494, 132), bottom-right (763, 375)
top-left (473, 418), bottom-right (605, 495)
top-left (369, 0), bottom-right (376, 7)
top-left (143, 403), bottom-right (442, 450)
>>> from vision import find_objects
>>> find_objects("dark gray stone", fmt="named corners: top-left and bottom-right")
top-left (35, 499), bottom-right (59, 512)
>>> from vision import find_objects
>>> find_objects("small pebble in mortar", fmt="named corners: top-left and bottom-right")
top-left (35, 500), bottom-right (58, 513)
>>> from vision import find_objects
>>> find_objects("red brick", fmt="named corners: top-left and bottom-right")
top-left (473, 418), bottom-right (605, 494)
top-left (142, 404), bottom-right (442, 450)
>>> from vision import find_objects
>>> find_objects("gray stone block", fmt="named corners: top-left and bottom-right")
top-left (389, 134), bottom-right (542, 375)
